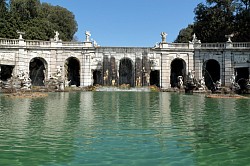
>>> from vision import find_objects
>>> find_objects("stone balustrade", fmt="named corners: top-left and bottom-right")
top-left (200, 43), bottom-right (226, 49)
top-left (62, 42), bottom-right (84, 47)
top-left (233, 42), bottom-right (250, 48)
top-left (0, 37), bottom-right (250, 50)
top-left (0, 38), bottom-right (19, 46)
top-left (168, 43), bottom-right (189, 49)
top-left (26, 40), bottom-right (51, 47)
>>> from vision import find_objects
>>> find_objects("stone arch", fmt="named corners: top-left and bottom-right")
top-left (29, 57), bottom-right (47, 86)
top-left (203, 59), bottom-right (220, 90)
top-left (0, 65), bottom-right (14, 81)
top-left (235, 67), bottom-right (249, 90)
top-left (119, 58), bottom-right (134, 87)
top-left (170, 58), bottom-right (186, 87)
top-left (65, 57), bottom-right (80, 87)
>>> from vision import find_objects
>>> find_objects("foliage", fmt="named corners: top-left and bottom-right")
top-left (0, 0), bottom-right (78, 41)
top-left (174, 24), bottom-right (194, 43)
top-left (175, 0), bottom-right (250, 43)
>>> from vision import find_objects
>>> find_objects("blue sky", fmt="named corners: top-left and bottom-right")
top-left (40, 0), bottom-right (206, 46)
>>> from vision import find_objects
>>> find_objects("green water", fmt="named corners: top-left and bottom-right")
top-left (0, 92), bottom-right (250, 166)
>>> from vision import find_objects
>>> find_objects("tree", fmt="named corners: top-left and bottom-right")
top-left (9, 0), bottom-right (39, 20)
top-left (0, 0), bottom-right (78, 41)
top-left (176, 0), bottom-right (250, 43)
top-left (193, 1), bottom-right (235, 42)
top-left (0, 0), bottom-right (8, 18)
top-left (41, 4), bottom-right (78, 41)
top-left (174, 24), bottom-right (194, 43)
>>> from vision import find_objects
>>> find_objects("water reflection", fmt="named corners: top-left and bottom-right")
top-left (0, 92), bottom-right (249, 165)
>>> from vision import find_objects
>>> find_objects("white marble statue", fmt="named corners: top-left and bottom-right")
top-left (17, 30), bottom-right (25, 40)
top-left (54, 31), bottom-right (60, 42)
top-left (178, 76), bottom-right (183, 88)
top-left (85, 31), bottom-right (91, 42)
top-left (230, 74), bottom-right (236, 85)
top-left (225, 34), bottom-right (234, 42)
top-left (161, 32), bottom-right (167, 43)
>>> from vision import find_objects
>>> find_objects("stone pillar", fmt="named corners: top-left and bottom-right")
top-left (194, 50), bottom-right (203, 80)
top-left (224, 50), bottom-right (234, 87)
top-left (15, 39), bottom-right (27, 76)
top-left (161, 53), bottom-right (170, 89)
top-left (82, 52), bottom-right (92, 87)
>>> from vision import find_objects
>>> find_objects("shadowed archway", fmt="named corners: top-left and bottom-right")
top-left (170, 58), bottom-right (186, 87)
top-left (235, 67), bottom-right (249, 90)
top-left (29, 57), bottom-right (47, 86)
top-left (65, 57), bottom-right (80, 87)
top-left (0, 65), bottom-right (14, 81)
top-left (119, 58), bottom-right (134, 87)
top-left (203, 59), bottom-right (220, 90)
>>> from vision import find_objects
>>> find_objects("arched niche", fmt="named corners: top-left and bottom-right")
top-left (29, 57), bottom-right (47, 86)
top-left (203, 59), bottom-right (220, 90)
top-left (170, 58), bottom-right (186, 87)
top-left (65, 57), bottom-right (80, 87)
top-left (119, 58), bottom-right (134, 87)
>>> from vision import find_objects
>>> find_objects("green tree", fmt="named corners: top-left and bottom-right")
top-left (0, 0), bottom-right (8, 18)
top-left (1, 0), bottom-right (78, 41)
top-left (234, 0), bottom-right (250, 41)
top-left (176, 0), bottom-right (250, 43)
top-left (193, 1), bottom-right (235, 42)
top-left (41, 4), bottom-right (78, 41)
top-left (174, 24), bottom-right (194, 43)
top-left (10, 0), bottom-right (39, 20)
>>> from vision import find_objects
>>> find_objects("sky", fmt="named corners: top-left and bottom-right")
top-left (40, 0), bottom-right (206, 47)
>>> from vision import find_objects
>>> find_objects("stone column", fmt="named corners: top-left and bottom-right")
top-left (194, 50), bottom-right (203, 80)
top-left (224, 50), bottom-right (234, 87)
top-left (161, 53), bottom-right (170, 89)
top-left (82, 52), bottom-right (92, 87)
top-left (15, 39), bottom-right (27, 76)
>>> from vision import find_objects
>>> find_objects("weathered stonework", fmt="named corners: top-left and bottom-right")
top-left (0, 35), bottom-right (249, 90)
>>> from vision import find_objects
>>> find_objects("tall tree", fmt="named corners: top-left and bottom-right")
top-left (193, 1), bottom-right (235, 42)
top-left (42, 4), bottom-right (78, 41)
top-left (174, 24), bottom-right (194, 43)
top-left (0, 0), bottom-right (8, 18)
top-left (1, 0), bottom-right (78, 41)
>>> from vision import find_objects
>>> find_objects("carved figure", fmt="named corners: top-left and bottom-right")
top-left (225, 34), bottom-right (234, 42)
top-left (215, 79), bottom-right (221, 90)
top-left (178, 76), bottom-right (183, 89)
top-left (17, 30), bottom-right (25, 39)
top-left (199, 76), bottom-right (206, 90)
top-left (85, 31), bottom-right (91, 42)
top-left (161, 32), bottom-right (167, 43)
top-left (230, 74), bottom-right (236, 85)
top-left (54, 31), bottom-right (60, 41)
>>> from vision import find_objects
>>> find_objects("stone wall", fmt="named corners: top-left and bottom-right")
top-left (0, 37), bottom-right (249, 89)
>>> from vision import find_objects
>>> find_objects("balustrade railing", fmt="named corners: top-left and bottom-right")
top-left (168, 43), bottom-right (189, 49)
top-left (26, 40), bottom-right (51, 47)
top-left (0, 37), bottom-right (250, 50)
top-left (233, 42), bottom-right (250, 48)
top-left (0, 38), bottom-right (19, 46)
top-left (62, 42), bottom-right (84, 47)
top-left (200, 43), bottom-right (226, 48)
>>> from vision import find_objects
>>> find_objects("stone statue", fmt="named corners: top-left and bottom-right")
top-left (54, 31), bottom-right (60, 42)
top-left (85, 31), bottom-right (91, 42)
top-left (17, 30), bottom-right (25, 40)
top-left (230, 74), bottom-right (236, 85)
top-left (56, 65), bottom-right (62, 77)
top-left (225, 34), bottom-right (234, 42)
top-left (215, 79), bottom-right (221, 90)
top-left (178, 76), bottom-right (183, 89)
top-left (161, 32), bottom-right (167, 43)
top-left (199, 76), bottom-right (206, 90)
